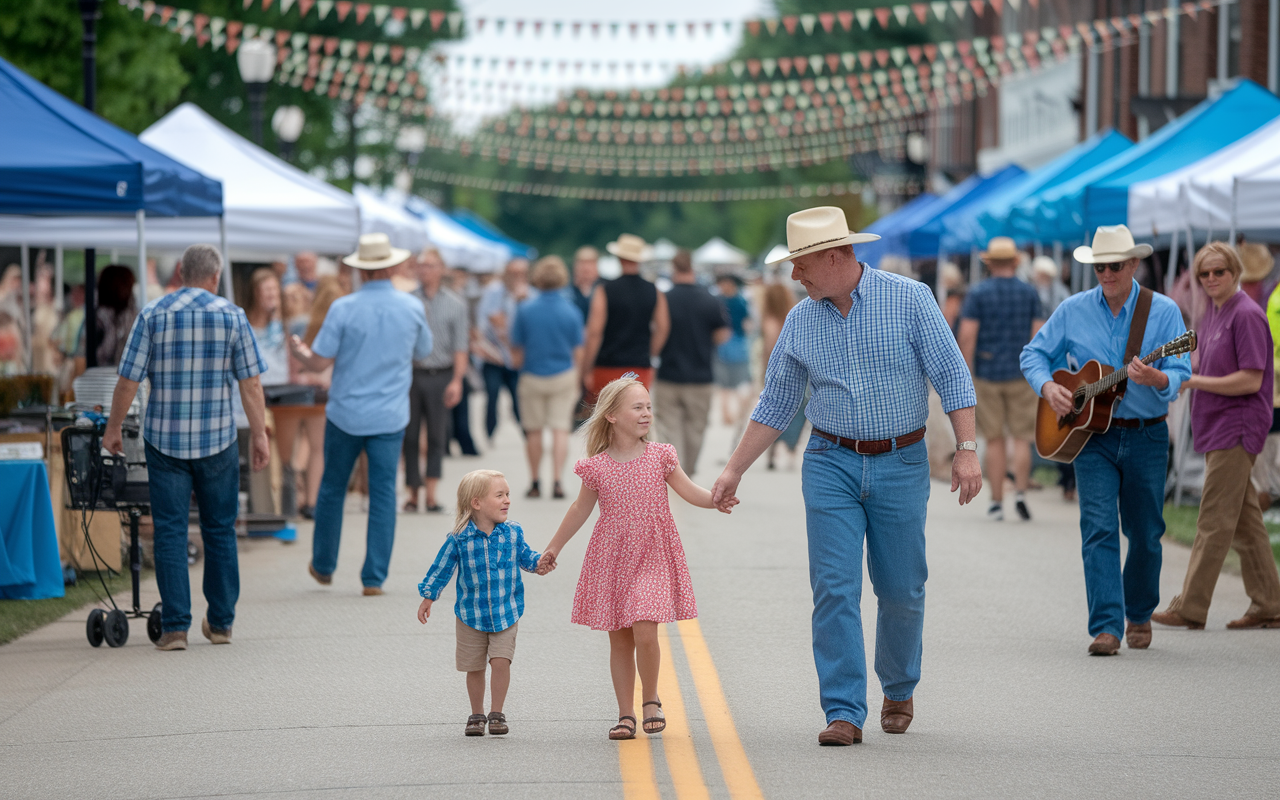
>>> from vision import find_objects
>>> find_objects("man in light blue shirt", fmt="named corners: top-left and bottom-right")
top-left (290, 234), bottom-right (432, 594)
top-left (1020, 224), bottom-right (1191, 656)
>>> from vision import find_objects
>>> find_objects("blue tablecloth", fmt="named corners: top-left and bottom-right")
top-left (0, 460), bottom-right (65, 600)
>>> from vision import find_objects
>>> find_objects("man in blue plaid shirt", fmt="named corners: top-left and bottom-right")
top-left (712, 207), bottom-right (981, 748)
top-left (105, 243), bottom-right (269, 651)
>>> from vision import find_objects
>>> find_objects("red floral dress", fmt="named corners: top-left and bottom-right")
top-left (570, 442), bottom-right (698, 631)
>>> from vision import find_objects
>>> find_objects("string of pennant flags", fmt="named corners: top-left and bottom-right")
top-left (411, 173), bottom-right (869, 204)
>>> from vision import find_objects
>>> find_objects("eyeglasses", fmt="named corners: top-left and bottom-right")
top-left (1092, 262), bottom-right (1126, 273)
top-left (1197, 268), bottom-right (1230, 280)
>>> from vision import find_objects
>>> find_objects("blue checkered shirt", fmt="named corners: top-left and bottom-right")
top-left (751, 267), bottom-right (976, 439)
top-left (418, 520), bottom-right (542, 633)
top-left (117, 287), bottom-right (266, 460)
top-left (960, 277), bottom-right (1043, 381)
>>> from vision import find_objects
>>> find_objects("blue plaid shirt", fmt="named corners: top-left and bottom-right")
top-left (960, 277), bottom-right (1042, 382)
top-left (751, 267), bottom-right (975, 439)
top-left (418, 520), bottom-right (542, 633)
top-left (117, 287), bottom-right (265, 460)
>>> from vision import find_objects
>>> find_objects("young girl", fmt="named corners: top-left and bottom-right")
top-left (417, 470), bottom-right (552, 738)
top-left (540, 375), bottom-right (728, 740)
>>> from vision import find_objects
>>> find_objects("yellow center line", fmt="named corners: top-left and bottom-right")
top-left (677, 618), bottom-right (765, 800)
top-left (618, 691), bottom-right (660, 800)
top-left (658, 625), bottom-right (712, 800)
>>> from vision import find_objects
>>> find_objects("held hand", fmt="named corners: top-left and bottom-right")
top-left (537, 549), bottom-right (558, 575)
top-left (711, 469), bottom-right (741, 514)
top-left (102, 424), bottom-right (125, 456)
top-left (950, 450), bottom-right (982, 506)
top-left (250, 430), bottom-right (271, 472)
top-left (443, 379), bottom-right (463, 409)
top-left (417, 597), bottom-right (433, 624)
top-left (1127, 356), bottom-right (1169, 389)
top-left (1180, 375), bottom-right (1198, 394)
top-left (1042, 381), bottom-right (1075, 417)
top-left (288, 334), bottom-right (312, 360)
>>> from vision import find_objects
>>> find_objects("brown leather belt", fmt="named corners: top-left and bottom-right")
top-left (813, 426), bottom-right (926, 456)
top-left (1110, 415), bottom-right (1167, 429)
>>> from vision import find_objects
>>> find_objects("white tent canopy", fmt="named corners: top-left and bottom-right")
top-left (1232, 158), bottom-right (1280, 239)
top-left (691, 236), bottom-right (749, 269)
top-left (1128, 116), bottom-right (1280, 239)
top-left (354, 185), bottom-right (426, 252)
top-left (395, 192), bottom-right (512, 273)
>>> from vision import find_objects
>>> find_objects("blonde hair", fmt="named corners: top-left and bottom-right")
top-left (453, 469), bottom-right (506, 533)
top-left (583, 376), bottom-right (649, 457)
top-left (531, 255), bottom-right (569, 290)
top-left (1193, 241), bottom-right (1243, 283)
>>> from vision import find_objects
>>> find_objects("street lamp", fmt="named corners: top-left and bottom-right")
top-left (395, 125), bottom-right (427, 192)
top-left (79, 0), bottom-right (102, 367)
top-left (237, 38), bottom-right (276, 145)
top-left (271, 105), bottom-right (305, 162)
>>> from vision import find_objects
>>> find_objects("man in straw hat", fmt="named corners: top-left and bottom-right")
top-left (1021, 224), bottom-right (1191, 655)
top-left (712, 206), bottom-right (981, 746)
top-left (957, 236), bottom-right (1045, 523)
top-left (290, 233), bottom-right (433, 595)
top-left (583, 233), bottom-right (670, 398)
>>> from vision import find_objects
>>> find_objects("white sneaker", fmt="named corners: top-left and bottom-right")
top-left (986, 503), bottom-right (1004, 521)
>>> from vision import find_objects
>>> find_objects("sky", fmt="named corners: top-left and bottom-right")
top-left (426, 0), bottom-right (774, 126)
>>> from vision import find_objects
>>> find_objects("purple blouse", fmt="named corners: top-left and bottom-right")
top-left (1191, 291), bottom-right (1274, 454)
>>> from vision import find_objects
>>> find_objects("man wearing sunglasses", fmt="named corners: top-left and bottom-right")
top-left (1020, 224), bottom-right (1192, 656)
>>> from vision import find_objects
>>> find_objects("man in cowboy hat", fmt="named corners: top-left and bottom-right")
top-left (957, 236), bottom-right (1045, 522)
top-left (582, 233), bottom-right (670, 397)
top-left (1021, 224), bottom-right (1191, 655)
top-left (290, 233), bottom-right (433, 595)
top-left (711, 206), bottom-right (981, 747)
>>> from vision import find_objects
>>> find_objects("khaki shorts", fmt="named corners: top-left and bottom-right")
top-left (974, 378), bottom-right (1038, 441)
top-left (456, 618), bottom-right (518, 672)
top-left (518, 368), bottom-right (578, 432)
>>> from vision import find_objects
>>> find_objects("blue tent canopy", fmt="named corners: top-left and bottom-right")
top-left (448, 208), bottom-right (536, 259)
top-left (941, 129), bottom-right (1133, 252)
top-left (1010, 80), bottom-right (1280, 242)
top-left (0, 56), bottom-right (222, 217)
top-left (851, 192), bottom-right (938, 268)
top-left (903, 165), bottom-right (1026, 259)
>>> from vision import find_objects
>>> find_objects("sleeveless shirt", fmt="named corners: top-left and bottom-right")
top-left (597, 273), bottom-right (657, 367)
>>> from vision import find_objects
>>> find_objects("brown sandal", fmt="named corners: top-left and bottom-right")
top-left (642, 700), bottom-right (666, 734)
top-left (465, 713), bottom-right (487, 736)
top-left (486, 711), bottom-right (508, 735)
top-left (609, 716), bottom-right (637, 740)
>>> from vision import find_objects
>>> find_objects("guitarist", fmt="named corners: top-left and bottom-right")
top-left (1020, 225), bottom-right (1192, 657)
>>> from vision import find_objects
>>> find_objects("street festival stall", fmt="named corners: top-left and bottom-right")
top-left (353, 184), bottom-right (428, 253)
top-left (852, 191), bottom-right (938, 270)
top-left (398, 192), bottom-right (515, 273)
top-left (449, 207), bottom-right (537, 261)
top-left (0, 57), bottom-right (223, 600)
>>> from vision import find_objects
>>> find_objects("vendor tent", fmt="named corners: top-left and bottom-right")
top-left (905, 165), bottom-right (1026, 258)
top-left (1230, 158), bottom-right (1280, 240)
top-left (692, 237), bottom-right (749, 270)
top-left (449, 208), bottom-right (536, 259)
top-left (399, 194), bottom-right (513, 273)
top-left (353, 185), bottom-right (427, 252)
top-left (852, 192), bottom-right (939, 268)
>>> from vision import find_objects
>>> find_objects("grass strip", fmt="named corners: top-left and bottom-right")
top-left (0, 570), bottom-right (146, 646)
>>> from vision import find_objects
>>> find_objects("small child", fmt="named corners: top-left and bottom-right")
top-left (417, 469), bottom-right (552, 737)
top-left (539, 375), bottom-right (729, 741)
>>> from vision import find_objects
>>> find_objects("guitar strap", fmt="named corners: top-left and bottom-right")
top-left (1117, 286), bottom-right (1153, 399)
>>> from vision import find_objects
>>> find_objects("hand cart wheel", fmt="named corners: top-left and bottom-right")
top-left (103, 609), bottom-right (129, 647)
top-left (146, 603), bottom-right (163, 644)
top-left (86, 608), bottom-right (106, 647)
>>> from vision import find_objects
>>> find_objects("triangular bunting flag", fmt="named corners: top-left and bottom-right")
top-left (932, 1), bottom-right (948, 20)
top-left (912, 3), bottom-right (929, 23)
top-left (243, 0), bottom-right (253, 9)
top-left (951, 0), bottom-right (967, 18)
top-left (990, 0), bottom-right (1003, 14)
top-left (731, 61), bottom-right (744, 77)
top-left (335, 1), bottom-right (351, 22)
top-left (354, 4), bottom-right (371, 25)
top-left (1009, 0), bottom-right (1020, 8)
top-left (280, 0), bottom-right (295, 13)
top-left (893, 5), bottom-right (910, 26)
top-left (810, 54), bottom-right (824, 73)
top-left (447, 11), bottom-right (462, 35)
top-left (793, 58), bottom-right (806, 75)
top-left (826, 53), bottom-right (840, 72)
top-left (316, 1), bottom-right (332, 19)
top-left (356, 41), bottom-right (371, 59)
top-left (746, 19), bottom-right (760, 36)
top-left (415, 9), bottom-right (430, 29)
top-left (856, 9), bottom-right (872, 29)
top-left (842, 52), bottom-right (855, 70)
top-left (777, 57), bottom-right (792, 76)
top-left (875, 7), bottom-right (891, 27)
top-left (762, 58), bottom-right (776, 77)
top-left (1183, 2), bottom-right (1197, 22)
top-left (298, 0), bottom-right (314, 16)
top-left (859, 51), bottom-right (873, 69)
top-left (372, 43), bottom-right (387, 62)
top-left (907, 45), bottom-right (922, 63)
top-left (747, 59), bottom-right (761, 76)
top-left (819, 12), bottom-right (835, 32)
top-left (782, 16), bottom-right (798, 35)
top-left (923, 43), bottom-right (938, 61)
top-left (765, 18), bottom-right (779, 35)
top-left (970, 0), bottom-right (984, 17)
top-left (211, 16), bottom-right (225, 34)
top-left (891, 47), bottom-right (907, 65)
top-left (875, 50), bottom-right (890, 67)
top-left (373, 5), bottom-right (389, 25)
top-left (340, 39), bottom-right (354, 57)
top-left (838, 10), bottom-right (853, 30)
top-left (800, 14), bottom-right (816, 34)
top-left (324, 36), bottom-right (338, 54)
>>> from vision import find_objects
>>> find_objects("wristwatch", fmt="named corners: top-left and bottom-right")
top-left (955, 441), bottom-right (978, 452)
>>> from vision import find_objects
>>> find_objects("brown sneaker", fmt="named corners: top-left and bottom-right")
top-left (487, 711), bottom-right (509, 735)
top-left (362, 586), bottom-right (384, 596)
top-left (1150, 609), bottom-right (1204, 629)
top-left (881, 697), bottom-right (914, 734)
top-left (1087, 633), bottom-right (1121, 655)
top-left (201, 617), bottom-right (232, 645)
top-left (155, 631), bottom-right (188, 651)
top-left (1226, 614), bottom-right (1280, 629)
top-left (308, 562), bottom-right (332, 586)
top-left (1125, 621), bottom-right (1152, 649)
top-left (817, 720), bottom-right (862, 746)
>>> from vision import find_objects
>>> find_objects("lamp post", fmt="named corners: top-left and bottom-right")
top-left (79, 0), bottom-right (101, 368)
top-left (271, 105), bottom-right (305, 162)
top-left (237, 38), bottom-right (276, 145)
top-left (394, 125), bottom-right (426, 192)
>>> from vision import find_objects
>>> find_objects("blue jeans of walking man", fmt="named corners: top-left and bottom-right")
top-left (1073, 423), bottom-right (1169, 639)
top-left (312, 420), bottom-right (406, 588)
top-left (146, 441), bottom-right (241, 633)
top-left (801, 435), bottom-right (931, 730)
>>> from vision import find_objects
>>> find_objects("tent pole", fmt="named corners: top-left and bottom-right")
top-left (136, 209), bottom-right (148, 308)
top-left (970, 246), bottom-right (980, 286)
top-left (55, 246), bottom-right (63, 312)
top-left (1167, 227), bottom-right (1180, 295)
top-left (1229, 177), bottom-right (1238, 246)
top-left (20, 243), bottom-right (31, 371)
top-left (1138, 16), bottom-right (1151, 140)
top-left (84, 248), bottom-right (96, 368)
top-left (1166, 0), bottom-right (1180, 99)
top-left (219, 215), bottom-right (234, 301)
top-left (935, 245), bottom-right (946, 303)
top-left (1086, 32), bottom-right (1099, 135)
top-left (1185, 225), bottom-right (1195, 272)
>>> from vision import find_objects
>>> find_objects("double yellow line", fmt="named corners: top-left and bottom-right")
top-left (618, 620), bottom-right (764, 800)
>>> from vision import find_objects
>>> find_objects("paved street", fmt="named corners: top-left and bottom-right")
top-left (4, 410), bottom-right (1280, 799)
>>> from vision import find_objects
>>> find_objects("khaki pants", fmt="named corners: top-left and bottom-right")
top-left (1166, 445), bottom-right (1280, 624)
top-left (653, 380), bottom-right (714, 476)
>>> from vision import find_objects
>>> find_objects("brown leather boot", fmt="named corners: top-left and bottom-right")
top-left (1087, 633), bottom-right (1121, 655)
top-left (881, 697), bottom-right (914, 734)
top-left (1150, 609), bottom-right (1204, 629)
top-left (817, 720), bottom-right (862, 746)
top-left (1125, 621), bottom-right (1151, 649)
top-left (1226, 614), bottom-right (1280, 629)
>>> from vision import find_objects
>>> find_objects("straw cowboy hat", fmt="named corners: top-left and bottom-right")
top-left (980, 236), bottom-right (1021, 263)
top-left (1072, 224), bottom-right (1153, 264)
top-left (1240, 242), bottom-right (1275, 283)
top-left (765, 206), bottom-right (880, 266)
top-left (605, 233), bottom-right (652, 263)
top-left (343, 232), bottom-right (412, 270)
top-left (1031, 255), bottom-right (1060, 278)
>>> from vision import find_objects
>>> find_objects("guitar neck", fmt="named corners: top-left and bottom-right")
top-left (1087, 347), bottom-right (1164, 395)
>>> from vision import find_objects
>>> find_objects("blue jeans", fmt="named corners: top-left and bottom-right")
top-left (312, 420), bottom-right (404, 588)
top-left (483, 362), bottom-right (521, 438)
top-left (1073, 422), bottom-right (1169, 639)
top-left (801, 433), bottom-right (930, 729)
top-left (145, 441), bottom-right (240, 633)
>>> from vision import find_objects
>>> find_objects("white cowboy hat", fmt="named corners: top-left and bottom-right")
top-left (605, 233), bottom-right (652, 263)
top-left (765, 206), bottom-right (880, 266)
top-left (343, 232), bottom-right (412, 270)
top-left (1072, 225), bottom-right (1153, 264)
top-left (1240, 242), bottom-right (1275, 283)
top-left (980, 236), bottom-right (1021, 262)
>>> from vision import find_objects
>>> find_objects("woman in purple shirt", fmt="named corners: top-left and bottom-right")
top-left (1153, 242), bottom-right (1280, 631)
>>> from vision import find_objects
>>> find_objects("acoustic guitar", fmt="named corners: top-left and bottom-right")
top-left (1034, 330), bottom-right (1198, 463)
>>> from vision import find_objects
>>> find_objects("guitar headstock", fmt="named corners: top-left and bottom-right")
top-left (1162, 330), bottom-right (1197, 358)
